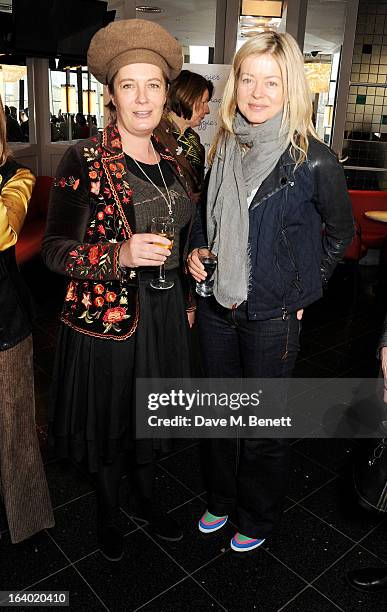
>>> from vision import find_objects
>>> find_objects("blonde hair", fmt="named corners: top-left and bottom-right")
top-left (0, 95), bottom-right (10, 166)
top-left (209, 31), bottom-right (318, 166)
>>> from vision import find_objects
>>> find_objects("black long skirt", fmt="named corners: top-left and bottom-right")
top-left (49, 269), bottom-right (191, 472)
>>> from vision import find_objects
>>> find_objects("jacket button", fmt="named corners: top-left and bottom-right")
top-left (281, 177), bottom-right (288, 185)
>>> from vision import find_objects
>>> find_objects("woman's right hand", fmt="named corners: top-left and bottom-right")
top-left (187, 248), bottom-right (206, 282)
top-left (119, 233), bottom-right (171, 268)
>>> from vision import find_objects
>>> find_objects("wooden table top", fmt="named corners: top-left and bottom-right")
top-left (364, 210), bottom-right (387, 223)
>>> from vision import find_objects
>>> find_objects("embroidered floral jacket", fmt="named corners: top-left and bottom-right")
top-left (42, 123), bottom-right (194, 340)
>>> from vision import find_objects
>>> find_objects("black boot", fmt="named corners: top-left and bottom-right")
top-left (347, 566), bottom-right (387, 592)
top-left (97, 504), bottom-right (124, 562)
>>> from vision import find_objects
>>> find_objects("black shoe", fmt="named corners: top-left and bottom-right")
top-left (98, 522), bottom-right (124, 562)
top-left (127, 497), bottom-right (183, 541)
top-left (347, 567), bottom-right (387, 592)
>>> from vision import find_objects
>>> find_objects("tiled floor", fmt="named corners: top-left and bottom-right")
top-left (0, 259), bottom-right (387, 611)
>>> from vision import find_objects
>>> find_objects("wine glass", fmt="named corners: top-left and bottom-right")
top-left (150, 216), bottom-right (175, 290)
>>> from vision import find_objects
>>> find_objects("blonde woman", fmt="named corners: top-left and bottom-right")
top-left (0, 96), bottom-right (54, 543)
top-left (188, 32), bottom-right (354, 552)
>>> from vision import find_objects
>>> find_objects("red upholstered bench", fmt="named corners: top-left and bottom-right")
top-left (348, 190), bottom-right (387, 250)
top-left (16, 176), bottom-right (54, 264)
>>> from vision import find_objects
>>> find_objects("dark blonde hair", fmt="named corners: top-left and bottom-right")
top-left (0, 95), bottom-right (10, 166)
top-left (209, 31), bottom-right (318, 167)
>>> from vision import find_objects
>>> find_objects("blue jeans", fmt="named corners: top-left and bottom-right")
top-left (197, 297), bottom-right (301, 538)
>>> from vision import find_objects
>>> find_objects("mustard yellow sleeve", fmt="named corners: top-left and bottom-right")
top-left (0, 167), bottom-right (36, 251)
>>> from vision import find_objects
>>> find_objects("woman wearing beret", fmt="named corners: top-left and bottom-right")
top-left (188, 32), bottom-right (354, 552)
top-left (43, 19), bottom-right (195, 561)
top-left (0, 96), bottom-right (54, 543)
top-left (155, 70), bottom-right (213, 202)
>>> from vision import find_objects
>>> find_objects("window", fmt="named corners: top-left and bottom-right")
top-left (49, 65), bottom-right (105, 142)
top-left (0, 63), bottom-right (29, 143)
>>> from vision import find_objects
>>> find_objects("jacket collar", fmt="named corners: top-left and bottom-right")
top-left (250, 145), bottom-right (296, 209)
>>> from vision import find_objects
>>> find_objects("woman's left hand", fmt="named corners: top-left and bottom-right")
top-left (187, 310), bottom-right (195, 328)
top-left (297, 309), bottom-right (304, 320)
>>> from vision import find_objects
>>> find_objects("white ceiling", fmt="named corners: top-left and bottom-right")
top-left (108, 0), bottom-right (348, 53)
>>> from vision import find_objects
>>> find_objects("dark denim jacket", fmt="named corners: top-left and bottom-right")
top-left (190, 138), bottom-right (354, 320)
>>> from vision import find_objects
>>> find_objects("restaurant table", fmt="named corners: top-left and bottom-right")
top-left (364, 211), bottom-right (387, 223)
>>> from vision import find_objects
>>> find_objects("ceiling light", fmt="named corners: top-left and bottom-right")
top-left (241, 1), bottom-right (283, 18)
top-left (136, 6), bottom-right (164, 13)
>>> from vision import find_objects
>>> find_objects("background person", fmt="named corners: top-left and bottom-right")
top-left (0, 95), bottom-right (54, 543)
top-left (155, 70), bottom-right (213, 202)
top-left (43, 19), bottom-right (196, 562)
top-left (188, 31), bottom-right (354, 553)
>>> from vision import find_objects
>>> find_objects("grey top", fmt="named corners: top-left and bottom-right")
top-left (125, 155), bottom-right (193, 269)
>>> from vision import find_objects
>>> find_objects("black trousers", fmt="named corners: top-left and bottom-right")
top-left (197, 297), bottom-right (300, 539)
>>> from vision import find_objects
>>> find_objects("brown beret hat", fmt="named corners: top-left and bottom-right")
top-left (87, 19), bottom-right (183, 84)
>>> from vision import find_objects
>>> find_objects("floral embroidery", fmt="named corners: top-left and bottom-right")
top-left (106, 291), bottom-right (117, 302)
top-left (76, 284), bottom-right (131, 333)
top-left (81, 292), bottom-right (92, 308)
top-left (65, 281), bottom-right (77, 301)
top-left (90, 180), bottom-right (100, 195)
top-left (65, 243), bottom-right (112, 279)
top-left (102, 306), bottom-right (130, 333)
top-left (55, 176), bottom-right (80, 190)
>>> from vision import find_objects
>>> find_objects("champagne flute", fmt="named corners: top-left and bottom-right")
top-left (150, 216), bottom-right (175, 290)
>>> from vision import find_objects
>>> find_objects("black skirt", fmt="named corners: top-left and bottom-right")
top-left (49, 268), bottom-right (191, 472)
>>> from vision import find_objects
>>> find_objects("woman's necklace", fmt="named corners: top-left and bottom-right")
top-left (129, 142), bottom-right (173, 216)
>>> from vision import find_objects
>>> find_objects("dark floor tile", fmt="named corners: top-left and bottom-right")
top-left (23, 566), bottom-right (106, 611)
top-left (0, 531), bottom-right (68, 591)
top-left (50, 492), bottom-right (137, 562)
top-left (146, 496), bottom-right (232, 574)
top-left (307, 349), bottom-right (363, 376)
top-left (160, 444), bottom-right (205, 496)
top-left (121, 464), bottom-right (195, 517)
top-left (263, 505), bottom-right (353, 582)
top-left (288, 450), bottom-right (334, 503)
top-left (299, 476), bottom-right (385, 543)
top-left (293, 359), bottom-right (334, 379)
top-left (159, 439), bottom-right (199, 458)
top-left (280, 586), bottom-right (342, 611)
top-left (139, 576), bottom-right (225, 611)
top-left (314, 546), bottom-right (387, 611)
top-left (298, 338), bottom-right (327, 360)
top-left (287, 378), bottom-right (310, 400)
top-left (335, 332), bottom-right (381, 359)
top-left (287, 388), bottom-right (342, 433)
top-left (305, 321), bottom-right (368, 349)
top-left (193, 547), bottom-right (305, 612)
top-left (45, 460), bottom-right (93, 508)
top-left (359, 519), bottom-right (387, 564)
top-left (75, 529), bottom-right (186, 611)
top-left (293, 438), bottom-right (356, 474)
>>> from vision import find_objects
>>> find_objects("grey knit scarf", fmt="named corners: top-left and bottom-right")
top-left (206, 110), bottom-right (288, 308)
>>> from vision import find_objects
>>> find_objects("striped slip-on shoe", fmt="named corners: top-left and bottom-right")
top-left (198, 510), bottom-right (228, 533)
top-left (230, 532), bottom-right (265, 552)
